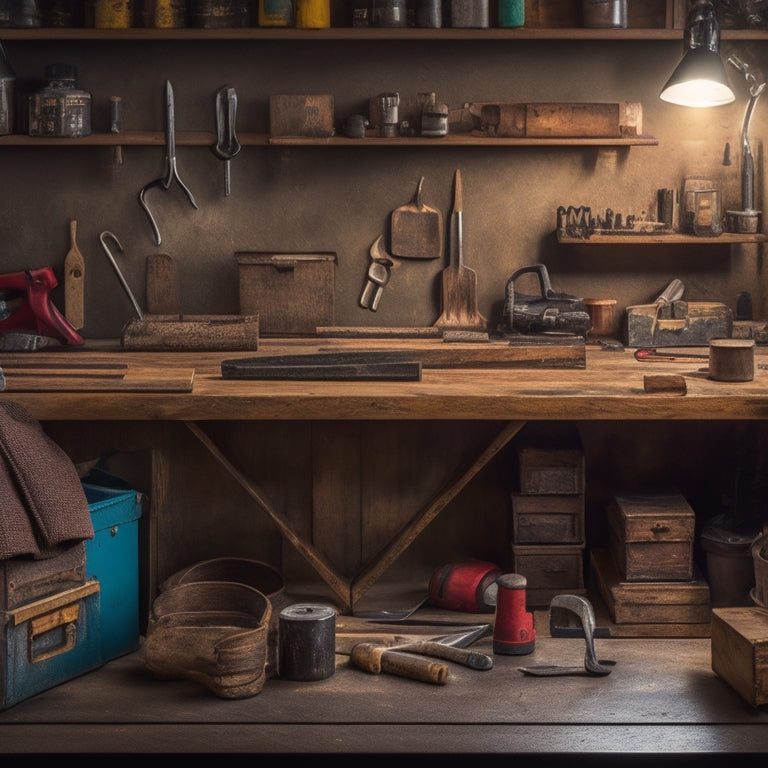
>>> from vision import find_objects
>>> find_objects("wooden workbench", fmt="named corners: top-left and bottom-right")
top-left (2, 340), bottom-right (768, 756)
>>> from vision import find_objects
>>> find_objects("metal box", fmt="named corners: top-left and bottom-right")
top-left (82, 469), bottom-right (143, 663)
top-left (1, 581), bottom-right (101, 710)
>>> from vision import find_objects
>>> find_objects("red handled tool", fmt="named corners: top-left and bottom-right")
top-left (428, 561), bottom-right (502, 613)
top-left (493, 573), bottom-right (535, 656)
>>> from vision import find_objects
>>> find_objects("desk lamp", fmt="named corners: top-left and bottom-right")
top-left (660, 0), bottom-right (735, 107)
top-left (725, 53), bottom-right (765, 233)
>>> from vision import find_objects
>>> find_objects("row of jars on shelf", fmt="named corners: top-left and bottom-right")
top-left (0, 1), bottom-right (534, 30)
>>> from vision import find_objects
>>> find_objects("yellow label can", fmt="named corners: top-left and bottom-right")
top-left (295, 0), bottom-right (330, 28)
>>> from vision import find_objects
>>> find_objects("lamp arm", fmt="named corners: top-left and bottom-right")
top-left (740, 87), bottom-right (763, 211)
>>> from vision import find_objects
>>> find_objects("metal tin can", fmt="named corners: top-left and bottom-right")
top-left (451, 0), bottom-right (488, 28)
top-left (0, 43), bottom-right (15, 135)
top-left (28, 63), bottom-right (92, 138)
top-left (295, 0), bottom-right (329, 28)
top-left (192, 1), bottom-right (251, 27)
top-left (498, 0), bottom-right (524, 28)
top-left (258, 0), bottom-right (292, 26)
top-left (138, 0), bottom-right (188, 27)
top-left (372, 0), bottom-right (407, 28)
top-left (415, 0), bottom-right (441, 28)
top-left (91, 0), bottom-right (133, 28)
top-left (581, 0), bottom-right (627, 29)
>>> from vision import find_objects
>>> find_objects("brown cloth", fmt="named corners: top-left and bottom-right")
top-left (0, 400), bottom-right (93, 560)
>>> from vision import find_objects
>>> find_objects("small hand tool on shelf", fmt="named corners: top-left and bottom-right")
top-left (64, 219), bottom-right (85, 331)
top-left (139, 80), bottom-right (198, 245)
top-left (212, 85), bottom-right (240, 197)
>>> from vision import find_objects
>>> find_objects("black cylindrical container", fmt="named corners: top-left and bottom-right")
top-left (415, 0), bottom-right (441, 27)
top-left (372, 0), bottom-right (407, 27)
top-left (0, 42), bottom-right (15, 135)
top-left (278, 603), bottom-right (336, 681)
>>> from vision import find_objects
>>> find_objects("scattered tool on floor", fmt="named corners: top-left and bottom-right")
top-left (64, 219), bottom-right (85, 331)
top-left (139, 80), bottom-right (198, 245)
top-left (100, 231), bottom-right (144, 320)
top-left (434, 169), bottom-right (487, 332)
top-left (212, 85), bottom-right (240, 197)
top-left (519, 594), bottom-right (615, 677)
top-left (635, 347), bottom-right (709, 362)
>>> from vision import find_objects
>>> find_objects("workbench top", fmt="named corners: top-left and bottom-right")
top-left (2, 339), bottom-right (767, 422)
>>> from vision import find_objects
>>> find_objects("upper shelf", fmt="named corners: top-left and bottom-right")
top-left (0, 132), bottom-right (660, 148)
top-left (558, 232), bottom-right (768, 244)
top-left (1, 27), bottom-right (768, 41)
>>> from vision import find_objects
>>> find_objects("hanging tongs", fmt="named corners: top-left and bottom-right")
top-left (138, 80), bottom-right (198, 245)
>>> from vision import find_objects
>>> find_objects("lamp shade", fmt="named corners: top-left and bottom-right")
top-left (660, 47), bottom-right (736, 107)
top-left (659, 0), bottom-right (736, 107)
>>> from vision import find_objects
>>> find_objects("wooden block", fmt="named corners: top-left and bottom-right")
top-left (643, 374), bottom-right (687, 395)
top-left (511, 493), bottom-right (585, 544)
top-left (236, 252), bottom-right (337, 336)
top-left (711, 606), bottom-right (768, 707)
top-left (121, 314), bottom-right (259, 351)
top-left (591, 548), bottom-right (710, 624)
top-left (269, 95), bottom-right (334, 137)
top-left (516, 445), bottom-right (585, 495)
top-left (606, 490), bottom-right (695, 582)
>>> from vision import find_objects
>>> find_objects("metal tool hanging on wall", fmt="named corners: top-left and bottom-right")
top-left (212, 85), bottom-right (240, 197)
top-left (139, 80), bottom-right (198, 246)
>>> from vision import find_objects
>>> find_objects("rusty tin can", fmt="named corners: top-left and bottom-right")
top-left (28, 63), bottom-right (92, 138)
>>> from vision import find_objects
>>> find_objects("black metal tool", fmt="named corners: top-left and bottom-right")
top-left (212, 85), bottom-right (240, 196)
top-left (139, 80), bottom-right (198, 245)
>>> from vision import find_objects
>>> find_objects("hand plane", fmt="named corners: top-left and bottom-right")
top-left (501, 263), bottom-right (591, 337)
top-left (0, 267), bottom-right (84, 347)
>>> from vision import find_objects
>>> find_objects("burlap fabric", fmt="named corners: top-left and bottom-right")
top-left (0, 400), bottom-right (93, 560)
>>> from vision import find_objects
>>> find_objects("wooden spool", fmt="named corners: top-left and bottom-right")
top-left (278, 603), bottom-right (336, 681)
top-left (708, 339), bottom-right (755, 382)
top-left (583, 298), bottom-right (617, 337)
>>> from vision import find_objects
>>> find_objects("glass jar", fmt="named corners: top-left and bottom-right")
top-left (28, 63), bottom-right (92, 138)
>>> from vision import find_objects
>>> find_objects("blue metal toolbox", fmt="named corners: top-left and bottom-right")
top-left (1, 580), bottom-right (102, 710)
top-left (82, 469), bottom-right (143, 663)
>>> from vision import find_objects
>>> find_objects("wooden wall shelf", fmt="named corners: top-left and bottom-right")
top-left (558, 232), bottom-right (768, 245)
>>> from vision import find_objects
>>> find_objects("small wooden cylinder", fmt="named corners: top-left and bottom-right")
top-left (583, 298), bottom-right (617, 338)
top-left (278, 603), bottom-right (336, 681)
top-left (708, 339), bottom-right (755, 382)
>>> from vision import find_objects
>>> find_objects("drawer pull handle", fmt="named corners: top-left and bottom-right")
top-left (651, 523), bottom-right (670, 534)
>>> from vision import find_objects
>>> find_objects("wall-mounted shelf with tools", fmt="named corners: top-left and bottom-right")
top-left (1, 28), bottom-right (768, 42)
top-left (0, 133), bottom-right (659, 148)
top-left (558, 232), bottom-right (768, 244)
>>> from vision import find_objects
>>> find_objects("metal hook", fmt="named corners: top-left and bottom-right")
top-left (99, 231), bottom-right (144, 320)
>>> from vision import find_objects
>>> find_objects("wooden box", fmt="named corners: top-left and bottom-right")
top-left (711, 606), bottom-right (768, 708)
top-left (515, 444), bottom-right (585, 495)
top-left (269, 95), bottom-right (334, 138)
top-left (511, 493), bottom-right (584, 544)
top-left (607, 490), bottom-right (695, 582)
top-left (511, 544), bottom-right (585, 607)
top-left (236, 252), bottom-right (337, 336)
top-left (591, 548), bottom-right (710, 625)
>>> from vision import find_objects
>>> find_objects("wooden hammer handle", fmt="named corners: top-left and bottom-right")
top-left (351, 643), bottom-right (448, 685)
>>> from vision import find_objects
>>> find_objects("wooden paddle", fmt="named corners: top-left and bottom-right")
top-left (434, 169), bottom-right (487, 332)
top-left (64, 219), bottom-right (85, 331)
top-left (146, 252), bottom-right (181, 316)
top-left (390, 176), bottom-right (443, 260)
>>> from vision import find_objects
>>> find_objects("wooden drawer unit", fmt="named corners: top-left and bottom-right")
top-left (515, 444), bottom-right (585, 495)
top-left (510, 544), bottom-right (585, 607)
top-left (607, 490), bottom-right (695, 582)
top-left (511, 493), bottom-right (585, 544)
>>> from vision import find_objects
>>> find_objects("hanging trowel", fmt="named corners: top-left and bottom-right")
top-left (64, 219), bottom-right (85, 331)
top-left (390, 176), bottom-right (443, 260)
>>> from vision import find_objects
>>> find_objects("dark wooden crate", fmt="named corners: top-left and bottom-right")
top-left (515, 445), bottom-right (585, 495)
top-left (606, 490), bottom-right (695, 582)
top-left (511, 544), bottom-right (585, 606)
top-left (591, 548), bottom-right (710, 625)
top-left (711, 606), bottom-right (768, 708)
top-left (511, 493), bottom-right (584, 544)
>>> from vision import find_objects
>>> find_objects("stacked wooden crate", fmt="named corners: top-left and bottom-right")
top-left (590, 490), bottom-right (711, 636)
top-left (510, 431), bottom-right (587, 607)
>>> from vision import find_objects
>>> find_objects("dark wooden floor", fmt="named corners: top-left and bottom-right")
top-left (1, 631), bottom-right (767, 758)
